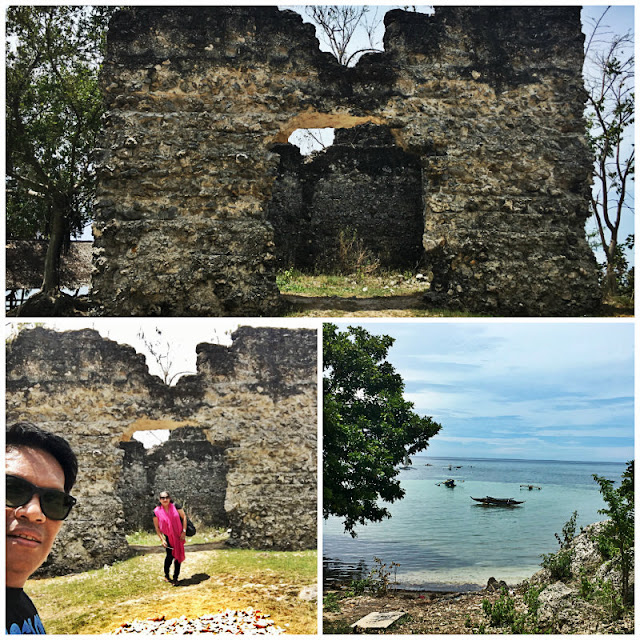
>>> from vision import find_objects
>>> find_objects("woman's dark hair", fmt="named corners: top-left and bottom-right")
top-left (6, 422), bottom-right (78, 493)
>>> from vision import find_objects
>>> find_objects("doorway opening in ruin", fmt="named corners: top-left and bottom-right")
top-left (117, 425), bottom-right (229, 546)
top-left (268, 120), bottom-right (427, 304)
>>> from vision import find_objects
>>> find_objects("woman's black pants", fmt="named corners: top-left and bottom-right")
top-left (163, 538), bottom-right (181, 580)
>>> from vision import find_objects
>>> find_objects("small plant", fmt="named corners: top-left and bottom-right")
top-left (555, 510), bottom-right (578, 549)
top-left (367, 556), bottom-right (400, 596)
top-left (482, 589), bottom-right (517, 627)
top-left (523, 584), bottom-right (542, 618)
top-left (541, 548), bottom-right (573, 581)
top-left (276, 267), bottom-right (297, 288)
top-left (540, 512), bottom-right (578, 581)
top-left (335, 228), bottom-right (380, 279)
top-left (482, 586), bottom-right (545, 634)
top-left (594, 577), bottom-right (624, 620)
top-left (323, 592), bottom-right (342, 613)
top-left (579, 568), bottom-right (596, 601)
top-left (344, 576), bottom-right (372, 597)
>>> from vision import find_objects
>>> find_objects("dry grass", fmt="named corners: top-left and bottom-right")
top-left (28, 548), bottom-right (317, 634)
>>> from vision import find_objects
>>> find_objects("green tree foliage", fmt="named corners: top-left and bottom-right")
top-left (6, 6), bottom-right (114, 292)
top-left (593, 460), bottom-right (634, 606)
top-left (323, 323), bottom-right (441, 535)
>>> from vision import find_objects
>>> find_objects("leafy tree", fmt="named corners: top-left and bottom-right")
top-left (593, 460), bottom-right (634, 606)
top-left (323, 323), bottom-right (441, 535)
top-left (6, 6), bottom-right (114, 293)
top-left (584, 9), bottom-right (635, 297)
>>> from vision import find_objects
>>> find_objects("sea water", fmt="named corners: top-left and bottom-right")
top-left (323, 456), bottom-right (626, 591)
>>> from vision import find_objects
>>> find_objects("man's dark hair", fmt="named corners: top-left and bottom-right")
top-left (6, 422), bottom-right (78, 493)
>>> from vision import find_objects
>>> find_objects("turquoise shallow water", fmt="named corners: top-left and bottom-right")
top-left (323, 456), bottom-right (626, 590)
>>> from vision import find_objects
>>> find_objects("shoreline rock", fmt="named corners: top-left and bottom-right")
top-left (324, 521), bottom-right (634, 634)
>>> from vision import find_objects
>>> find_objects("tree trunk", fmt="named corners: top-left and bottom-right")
top-left (41, 205), bottom-right (66, 294)
top-left (604, 263), bottom-right (618, 297)
top-left (603, 242), bottom-right (618, 297)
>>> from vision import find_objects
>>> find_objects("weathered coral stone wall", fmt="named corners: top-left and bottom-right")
top-left (118, 427), bottom-right (229, 532)
top-left (93, 6), bottom-right (599, 315)
top-left (6, 327), bottom-right (317, 576)
top-left (268, 124), bottom-right (424, 270)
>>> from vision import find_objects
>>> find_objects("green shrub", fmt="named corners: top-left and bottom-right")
top-left (579, 569), bottom-right (596, 600)
top-left (482, 589), bottom-right (517, 627)
top-left (541, 548), bottom-right (573, 580)
top-left (482, 586), bottom-right (545, 634)
top-left (523, 585), bottom-right (542, 617)
top-left (323, 592), bottom-right (342, 613)
top-left (593, 461), bottom-right (634, 606)
top-left (344, 577), bottom-right (372, 597)
top-left (555, 510), bottom-right (578, 549)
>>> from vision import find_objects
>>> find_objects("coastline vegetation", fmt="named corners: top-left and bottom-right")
top-left (323, 462), bottom-right (634, 634)
top-left (478, 461), bottom-right (634, 634)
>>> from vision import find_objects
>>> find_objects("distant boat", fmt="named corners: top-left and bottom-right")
top-left (520, 484), bottom-right (541, 490)
top-left (436, 478), bottom-right (457, 488)
top-left (400, 453), bottom-right (412, 470)
top-left (471, 496), bottom-right (524, 506)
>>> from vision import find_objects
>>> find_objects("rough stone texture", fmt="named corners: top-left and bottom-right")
top-left (529, 521), bottom-right (635, 633)
top-left (118, 427), bottom-right (229, 532)
top-left (93, 6), bottom-right (600, 316)
top-left (6, 326), bottom-right (317, 576)
top-left (268, 124), bottom-right (424, 270)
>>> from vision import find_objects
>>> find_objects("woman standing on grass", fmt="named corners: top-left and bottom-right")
top-left (153, 491), bottom-right (187, 584)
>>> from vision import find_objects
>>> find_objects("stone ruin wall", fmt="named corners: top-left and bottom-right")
top-left (6, 326), bottom-right (317, 576)
top-left (93, 6), bottom-right (600, 316)
top-left (118, 427), bottom-right (229, 532)
top-left (267, 124), bottom-right (424, 271)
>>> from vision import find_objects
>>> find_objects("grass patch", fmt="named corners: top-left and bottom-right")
top-left (284, 307), bottom-right (481, 318)
top-left (28, 548), bottom-right (317, 635)
top-left (126, 526), bottom-right (228, 546)
top-left (277, 270), bottom-right (426, 298)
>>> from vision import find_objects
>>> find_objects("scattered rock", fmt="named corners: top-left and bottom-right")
top-left (112, 609), bottom-right (285, 634)
top-left (298, 585), bottom-right (317, 601)
top-left (485, 577), bottom-right (508, 592)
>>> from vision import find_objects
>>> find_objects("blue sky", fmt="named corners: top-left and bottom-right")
top-left (332, 321), bottom-right (634, 463)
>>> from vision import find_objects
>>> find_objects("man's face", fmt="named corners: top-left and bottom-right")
top-left (6, 447), bottom-right (66, 588)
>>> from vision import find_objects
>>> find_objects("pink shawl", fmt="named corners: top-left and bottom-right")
top-left (154, 503), bottom-right (186, 563)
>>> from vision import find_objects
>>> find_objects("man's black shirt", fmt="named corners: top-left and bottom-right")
top-left (6, 588), bottom-right (46, 634)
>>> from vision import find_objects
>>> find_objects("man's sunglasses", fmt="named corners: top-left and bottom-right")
top-left (6, 475), bottom-right (77, 521)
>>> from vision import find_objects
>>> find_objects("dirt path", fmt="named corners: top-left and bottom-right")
top-left (283, 293), bottom-right (427, 313)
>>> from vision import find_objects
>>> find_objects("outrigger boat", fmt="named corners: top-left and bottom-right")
top-left (471, 496), bottom-right (524, 506)
top-left (436, 478), bottom-right (458, 487)
top-left (520, 484), bottom-right (541, 490)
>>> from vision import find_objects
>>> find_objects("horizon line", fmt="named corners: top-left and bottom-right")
top-left (415, 454), bottom-right (629, 465)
